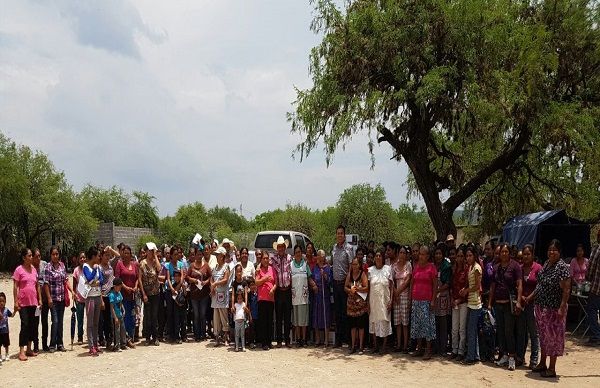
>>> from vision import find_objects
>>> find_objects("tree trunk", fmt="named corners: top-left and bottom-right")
top-left (405, 154), bottom-right (457, 242)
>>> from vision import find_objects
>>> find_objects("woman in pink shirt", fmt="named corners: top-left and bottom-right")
top-left (570, 244), bottom-right (589, 285)
top-left (410, 245), bottom-right (437, 360)
top-left (12, 248), bottom-right (42, 361)
top-left (255, 251), bottom-right (276, 350)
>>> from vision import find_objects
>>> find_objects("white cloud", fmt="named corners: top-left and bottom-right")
top-left (0, 0), bottom-right (418, 218)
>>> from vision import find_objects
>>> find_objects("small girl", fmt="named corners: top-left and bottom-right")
top-left (0, 292), bottom-right (15, 363)
top-left (233, 290), bottom-right (251, 352)
top-left (109, 278), bottom-right (127, 352)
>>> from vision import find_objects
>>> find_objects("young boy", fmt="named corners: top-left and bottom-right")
top-left (109, 278), bottom-right (127, 352)
top-left (233, 290), bottom-right (251, 352)
top-left (247, 280), bottom-right (259, 349)
top-left (0, 292), bottom-right (14, 363)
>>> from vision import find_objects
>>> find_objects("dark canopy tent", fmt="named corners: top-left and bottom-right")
top-left (502, 210), bottom-right (591, 261)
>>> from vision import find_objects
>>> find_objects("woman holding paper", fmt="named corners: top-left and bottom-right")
top-left (13, 248), bottom-right (42, 361)
top-left (83, 246), bottom-right (104, 356)
top-left (345, 256), bottom-right (369, 354)
top-left (368, 249), bottom-right (393, 353)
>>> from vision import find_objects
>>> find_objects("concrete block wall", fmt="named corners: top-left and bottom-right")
top-left (95, 222), bottom-right (115, 246)
top-left (94, 222), bottom-right (153, 249)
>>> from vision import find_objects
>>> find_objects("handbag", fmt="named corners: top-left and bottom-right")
top-left (77, 274), bottom-right (92, 299)
top-left (64, 279), bottom-right (71, 307)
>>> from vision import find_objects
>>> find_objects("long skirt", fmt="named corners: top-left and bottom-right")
top-left (535, 305), bottom-right (567, 357)
top-left (313, 290), bottom-right (332, 330)
top-left (410, 300), bottom-right (436, 341)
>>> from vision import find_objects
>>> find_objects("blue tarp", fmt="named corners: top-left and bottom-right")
top-left (502, 209), bottom-right (590, 261)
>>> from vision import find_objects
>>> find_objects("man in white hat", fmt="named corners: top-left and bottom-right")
top-left (222, 238), bottom-right (237, 269)
top-left (271, 236), bottom-right (293, 348)
top-left (446, 234), bottom-right (456, 250)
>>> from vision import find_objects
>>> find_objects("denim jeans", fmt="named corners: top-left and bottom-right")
top-left (466, 307), bottom-right (481, 361)
top-left (113, 317), bottom-right (126, 347)
top-left (234, 320), bottom-right (245, 349)
top-left (521, 303), bottom-right (539, 365)
top-left (34, 302), bottom-right (49, 350)
top-left (586, 292), bottom-right (600, 341)
top-left (495, 302), bottom-right (523, 355)
top-left (99, 296), bottom-right (113, 345)
top-left (75, 301), bottom-right (85, 340)
top-left (452, 303), bottom-right (468, 355)
top-left (191, 296), bottom-right (210, 339)
top-left (85, 296), bottom-right (102, 348)
top-left (49, 301), bottom-right (65, 348)
top-left (143, 294), bottom-right (160, 341)
top-left (123, 299), bottom-right (136, 339)
top-left (275, 289), bottom-right (292, 344)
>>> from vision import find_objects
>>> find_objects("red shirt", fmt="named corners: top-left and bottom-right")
top-left (451, 266), bottom-right (468, 304)
top-left (411, 263), bottom-right (437, 301)
top-left (115, 260), bottom-right (139, 300)
top-left (256, 265), bottom-right (275, 302)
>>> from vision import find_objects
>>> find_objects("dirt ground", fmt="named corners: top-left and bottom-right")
top-left (0, 277), bottom-right (598, 387)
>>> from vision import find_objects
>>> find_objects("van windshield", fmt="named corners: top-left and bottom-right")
top-left (255, 234), bottom-right (293, 249)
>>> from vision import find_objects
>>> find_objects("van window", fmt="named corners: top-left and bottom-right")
top-left (295, 235), bottom-right (306, 252)
top-left (255, 234), bottom-right (292, 250)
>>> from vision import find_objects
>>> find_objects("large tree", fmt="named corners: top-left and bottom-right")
top-left (0, 133), bottom-right (96, 253)
top-left (290, 0), bottom-right (600, 239)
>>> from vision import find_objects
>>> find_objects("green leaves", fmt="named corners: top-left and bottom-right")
top-left (291, 0), bottom-right (600, 238)
top-left (0, 133), bottom-right (97, 265)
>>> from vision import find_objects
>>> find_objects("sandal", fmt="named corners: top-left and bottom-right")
top-left (532, 364), bottom-right (547, 373)
top-left (422, 352), bottom-right (432, 361)
top-left (541, 370), bottom-right (557, 378)
top-left (25, 350), bottom-right (37, 357)
top-left (18, 353), bottom-right (28, 361)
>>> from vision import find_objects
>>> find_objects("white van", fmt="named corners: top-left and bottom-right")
top-left (253, 231), bottom-right (314, 256)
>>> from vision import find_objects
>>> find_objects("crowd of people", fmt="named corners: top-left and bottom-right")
top-left (4, 226), bottom-right (600, 379)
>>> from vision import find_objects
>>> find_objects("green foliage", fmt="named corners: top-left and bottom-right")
top-left (159, 202), bottom-right (208, 246)
top-left (207, 206), bottom-right (248, 232)
top-left (0, 133), bottom-right (96, 268)
top-left (79, 185), bottom-right (129, 225)
top-left (290, 0), bottom-right (600, 239)
top-left (128, 191), bottom-right (159, 229)
top-left (266, 204), bottom-right (317, 237)
top-left (337, 184), bottom-right (400, 243)
top-left (397, 204), bottom-right (435, 244)
top-left (136, 234), bottom-right (161, 252)
top-left (79, 185), bottom-right (159, 229)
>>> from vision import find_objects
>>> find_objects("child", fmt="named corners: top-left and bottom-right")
top-left (247, 279), bottom-right (259, 349)
top-left (233, 290), bottom-right (251, 352)
top-left (0, 292), bottom-right (15, 363)
top-left (109, 278), bottom-right (127, 352)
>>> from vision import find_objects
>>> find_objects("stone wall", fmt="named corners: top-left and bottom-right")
top-left (95, 222), bottom-right (154, 249)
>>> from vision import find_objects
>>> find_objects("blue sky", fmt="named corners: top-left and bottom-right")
top-left (1, 0), bottom-right (418, 217)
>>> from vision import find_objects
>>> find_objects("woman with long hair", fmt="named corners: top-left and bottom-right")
top-left (527, 240), bottom-right (571, 378)
top-left (13, 248), bottom-right (42, 361)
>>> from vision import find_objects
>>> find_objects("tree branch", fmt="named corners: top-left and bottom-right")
top-left (444, 123), bottom-right (532, 212)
